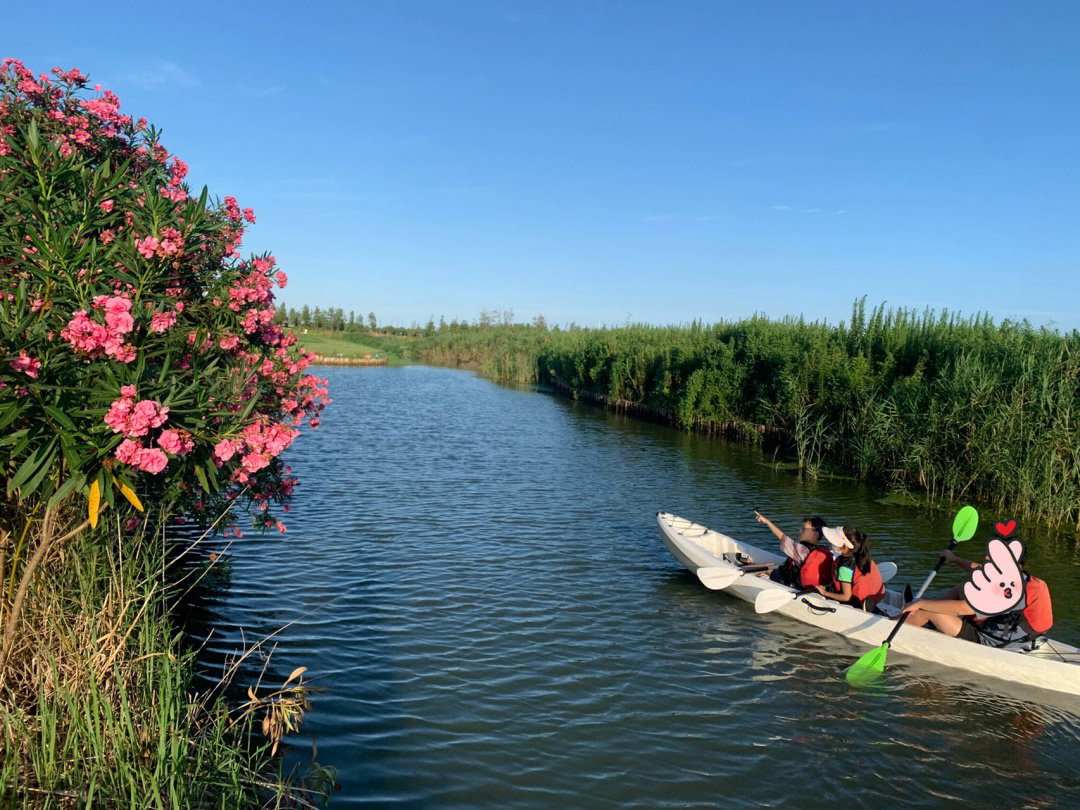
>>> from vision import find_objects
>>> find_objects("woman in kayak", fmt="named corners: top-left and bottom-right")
top-left (815, 526), bottom-right (886, 610)
top-left (754, 511), bottom-right (833, 588)
top-left (900, 540), bottom-right (1053, 646)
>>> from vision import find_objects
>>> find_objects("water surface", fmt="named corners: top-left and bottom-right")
top-left (191, 365), bottom-right (1080, 809)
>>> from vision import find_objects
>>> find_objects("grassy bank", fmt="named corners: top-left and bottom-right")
top-left (411, 301), bottom-right (1080, 531)
top-left (0, 510), bottom-right (331, 808)
top-left (297, 330), bottom-right (411, 365)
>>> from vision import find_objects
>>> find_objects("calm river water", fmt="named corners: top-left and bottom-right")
top-left (191, 365), bottom-right (1080, 809)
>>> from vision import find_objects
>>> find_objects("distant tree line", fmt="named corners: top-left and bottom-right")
top-left (277, 306), bottom-right (556, 336)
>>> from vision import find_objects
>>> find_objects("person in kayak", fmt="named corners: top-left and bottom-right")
top-left (899, 539), bottom-right (1053, 646)
top-left (754, 511), bottom-right (833, 588)
top-left (814, 526), bottom-right (886, 610)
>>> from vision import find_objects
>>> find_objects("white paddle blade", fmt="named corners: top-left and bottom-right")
top-left (754, 588), bottom-right (798, 614)
top-left (878, 561), bottom-right (898, 583)
top-left (695, 566), bottom-right (742, 590)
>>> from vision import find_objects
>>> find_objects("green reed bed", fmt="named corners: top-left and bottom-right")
top-left (412, 301), bottom-right (1080, 531)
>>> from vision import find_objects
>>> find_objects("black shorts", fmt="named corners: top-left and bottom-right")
top-left (957, 619), bottom-right (980, 643)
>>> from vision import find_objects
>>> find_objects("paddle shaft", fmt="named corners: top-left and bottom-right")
top-left (881, 538), bottom-right (959, 647)
top-left (912, 538), bottom-right (959, 600)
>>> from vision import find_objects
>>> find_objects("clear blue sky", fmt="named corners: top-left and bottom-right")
top-left (9, 1), bottom-right (1080, 329)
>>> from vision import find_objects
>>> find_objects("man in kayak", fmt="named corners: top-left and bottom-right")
top-left (814, 525), bottom-right (886, 610)
top-left (900, 538), bottom-right (1053, 646)
top-left (754, 511), bottom-right (833, 588)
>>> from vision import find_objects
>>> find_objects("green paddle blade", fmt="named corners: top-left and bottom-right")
top-left (952, 505), bottom-right (979, 543)
top-left (846, 643), bottom-right (890, 686)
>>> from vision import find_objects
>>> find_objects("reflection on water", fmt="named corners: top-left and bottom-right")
top-left (182, 365), bottom-right (1080, 809)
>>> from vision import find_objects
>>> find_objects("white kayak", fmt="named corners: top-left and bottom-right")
top-left (657, 512), bottom-right (1080, 698)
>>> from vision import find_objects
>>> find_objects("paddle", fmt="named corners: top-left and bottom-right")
top-left (752, 560), bottom-right (900, 613)
top-left (845, 505), bottom-right (979, 685)
top-left (695, 566), bottom-right (743, 590)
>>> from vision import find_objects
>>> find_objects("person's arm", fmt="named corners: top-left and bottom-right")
top-left (816, 581), bottom-right (853, 602)
top-left (902, 598), bottom-right (976, 616)
top-left (939, 549), bottom-right (979, 572)
top-left (754, 511), bottom-right (786, 542)
top-left (755, 511), bottom-right (803, 561)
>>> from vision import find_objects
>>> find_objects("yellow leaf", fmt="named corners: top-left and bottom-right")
top-left (283, 666), bottom-right (307, 686)
top-left (112, 476), bottom-right (144, 512)
top-left (88, 479), bottom-right (100, 528)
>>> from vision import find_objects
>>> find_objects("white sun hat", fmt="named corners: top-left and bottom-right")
top-left (822, 525), bottom-right (853, 550)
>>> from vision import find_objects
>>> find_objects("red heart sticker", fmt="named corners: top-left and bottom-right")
top-left (996, 519), bottom-right (1017, 537)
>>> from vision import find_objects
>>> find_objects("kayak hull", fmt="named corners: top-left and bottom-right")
top-left (657, 512), bottom-right (1080, 698)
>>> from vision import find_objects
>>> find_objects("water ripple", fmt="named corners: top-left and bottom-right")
top-left (184, 366), bottom-right (1080, 809)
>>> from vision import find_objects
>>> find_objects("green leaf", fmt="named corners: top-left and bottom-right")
top-left (194, 464), bottom-right (210, 494)
top-left (27, 119), bottom-right (40, 153)
top-left (44, 406), bottom-right (77, 432)
top-left (47, 472), bottom-right (84, 510)
top-left (9, 438), bottom-right (58, 498)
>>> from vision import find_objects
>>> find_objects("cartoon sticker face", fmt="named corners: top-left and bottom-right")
top-left (962, 538), bottom-right (1026, 617)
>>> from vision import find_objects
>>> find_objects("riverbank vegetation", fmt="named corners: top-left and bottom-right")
top-left (1, 62), bottom-right (330, 805)
top-left (409, 303), bottom-right (1080, 531)
top-left (297, 330), bottom-right (410, 365)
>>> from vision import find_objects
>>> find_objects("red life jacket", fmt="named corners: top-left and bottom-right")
top-left (799, 546), bottom-right (834, 588)
top-left (852, 560), bottom-right (885, 604)
top-left (830, 559), bottom-right (886, 604)
top-left (1022, 576), bottom-right (1053, 634)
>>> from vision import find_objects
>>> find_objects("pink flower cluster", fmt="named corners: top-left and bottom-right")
top-left (10, 350), bottom-right (41, 378)
top-left (213, 418), bottom-right (299, 482)
top-left (227, 265), bottom-right (274, 311)
top-left (136, 228), bottom-right (183, 260)
top-left (224, 195), bottom-right (242, 222)
top-left (148, 308), bottom-right (177, 333)
top-left (60, 294), bottom-right (137, 363)
top-left (104, 385), bottom-right (169, 437)
top-left (115, 439), bottom-right (169, 474)
top-left (158, 428), bottom-right (194, 455)
top-left (105, 386), bottom-right (192, 474)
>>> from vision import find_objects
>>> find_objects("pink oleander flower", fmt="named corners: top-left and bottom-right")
top-left (104, 395), bottom-right (134, 433)
top-left (133, 399), bottom-right (169, 429)
top-left (100, 199), bottom-right (114, 212)
top-left (241, 452), bottom-right (270, 474)
top-left (10, 351), bottom-right (41, 378)
top-left (219, 334), bottom-right (240, 351)
top-left (149, 310), bottom-right (177, 333)
top-left (137, 447), bottom-right (168, 474)
top-left (275, 271), bottom-right (287, 288)
top-left (115, 438), bottom-right (142, 465)
top-left (157, 428), bottom-right (194, 456)
top-left (104, 306), bottom-right (134, 334)
top-left (136, 236), bottom-right (160, 258)
top-left (223, 196), bottom-right (242, 222)
top-left (213, 438), bottom-right (242, 462)
top-left (169, 157), bottom-right (188, 186)
top-left (61, 310), bottom-right (109, 355)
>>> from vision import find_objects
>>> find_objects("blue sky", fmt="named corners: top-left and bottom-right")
top-left (8, 1), bottom-right (1080, 329)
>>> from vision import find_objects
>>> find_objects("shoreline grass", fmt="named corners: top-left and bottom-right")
top-left (0, 511), bottom-right (333, 808)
